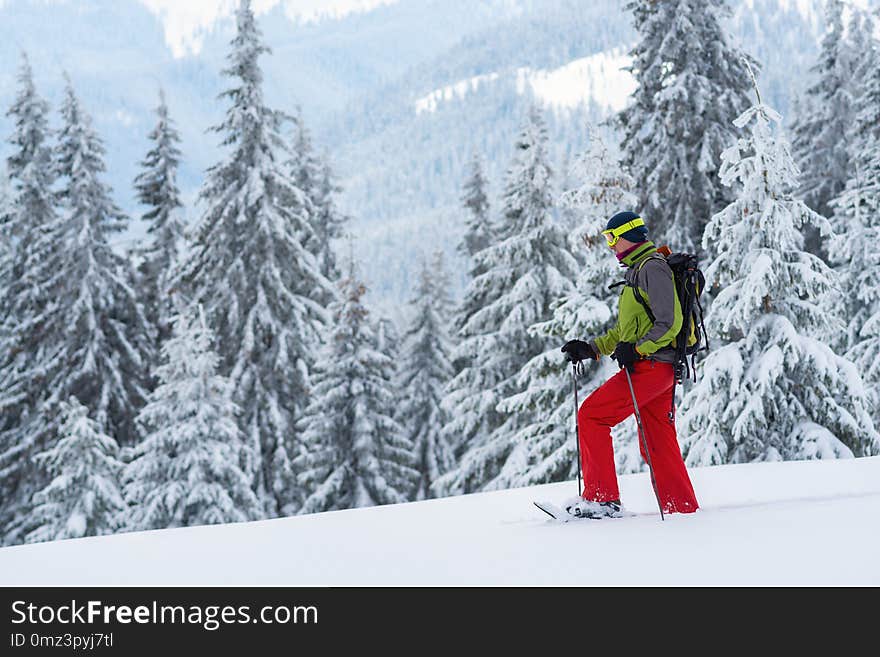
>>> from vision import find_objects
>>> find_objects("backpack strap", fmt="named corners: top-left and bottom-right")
top-left (628, 254), bottom-right (665, 324)
top-left (631, 284), bottom-right (654, 323)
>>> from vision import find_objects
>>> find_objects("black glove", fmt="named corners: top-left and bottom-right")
top-left (561, 339), bottom-right (598, 363)
top-left (612, 341), bottom-right (641, 373)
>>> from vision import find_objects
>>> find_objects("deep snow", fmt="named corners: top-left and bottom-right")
top-left (1, 456), bottom-right (878, 586)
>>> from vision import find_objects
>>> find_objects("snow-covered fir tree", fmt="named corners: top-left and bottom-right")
top-left (0, 56), bottom-right (54, 425)
top-left (848, 12), bottom-right (879, 157)
top-left (618, 0), bottom-right (755, 254)
top-left (176, 0), bottom-right (334, 517)
top-left (26, 397), bottom-right (125, 544)
top-left (0, 54), bottom-right (54, 244)
top-left (830, 7), bottom-right (880, 341)
top-left (790, 0), bottom-right (856, 222)
top-left (48, 76), bottom-right (152, 446)
top-left (680, 68), bottom-right (880, 465)
top-left (310, 160), bottom-right (347, 282)
top-left (828, 13), bottom-right (880, 427)
top-left (829, 143), bottom-right (880, 430)
top-left (490, 133), bottom-right (643, 489)
top-left (0, 75), bottom-right (150, 545)
top-left (0, 54), bottom-right (55, 355)
top-left (846, 7), bottom-right (874, 88)
top-left (458, 153), bottom-right (492, 266)
top-left (123, 303), bottom-right (259, 531)
top-left (295, 260), bottom-right (418, 512)
top-left (436, 108), bottom-right (579, 494)
top-left (441, 153), bottom-right (495, 461)
top-left (0, 54), bottom-right (58, 545)
top-left (287, 112), bottom-right (347, 283)
top-left (397, 251), bottom-right (455, 500)
top-left (133, 89), bottom-right (186, 347)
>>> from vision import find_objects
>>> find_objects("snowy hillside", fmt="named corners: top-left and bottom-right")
top-left (413, 50), bottom-right (636, 116)
top-left (2, 457), bottom-right (878, 586)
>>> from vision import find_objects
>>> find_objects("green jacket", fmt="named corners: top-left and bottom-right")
top-left (591, 241), bottom-right (683, 363)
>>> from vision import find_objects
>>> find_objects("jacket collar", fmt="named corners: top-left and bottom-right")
top-left (620, 240), bottom-right (657, 268)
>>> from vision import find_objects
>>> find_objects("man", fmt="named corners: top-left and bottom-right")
top-left (561, 211), bottom-right (699, 518)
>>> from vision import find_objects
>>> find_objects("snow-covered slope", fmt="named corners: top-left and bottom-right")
top-left (523, 49), bottom-right (636, 113)
top-left (1, 457), bottom-right (878, 585)
top-left (414, 49), bottom-right (636, 115)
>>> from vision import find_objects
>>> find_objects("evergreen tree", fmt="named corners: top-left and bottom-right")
top-left (133, 89), bottom-right (185, 347)
top-left (846, 8), bottom-right (874, 90)
top-left (849, 13), bottom-right (880, 158)
top-left (618, 0), bottom-right (755, 254)
top-left (123, 303), bottom-right (259, 531)
top-left (0, 75), bottom-right (150, 545)
top-left (176, 0), bottom-right (334, 517)
top-left (680, 69), bottom-right (880, 465)
top-left (436, 108), bottom-right (579, 494)
top-left (439, 170), bottom-right (510, 489)
top-left (829, 142), bottom-right (880, 430)
top-left (0, 54), bottom-right (55, 359)
top-left (295, 261), bottom-right (418, 512)
top-left (831, 53), bottom-right (880, 351)
top-left (458, 153), bottom-right (492, 265)
top-left (491, 133), bottom-right (643, 488)
top-left (397, 251), bottom-right (455, 500)
top-left (0, 54), bottom-right (53, 242)
top-left (48, 76), bottom-right (152, 446)
top-left (287, 112), bottom-right (346, 283)
top-left (453, 152), bottom-right (494, 338)
top-left (442, 153), bottom-right (495, 463)
top-left (829, 13), bottom-right (880, 426)
top-left (790, 0), bottom-right (855, 221)
top-left (0, 54), bottom-right (57, 545)
top-left (26, 397), bottom-right (125, 544)
top-left (310, 159), bottom-right (347, 282)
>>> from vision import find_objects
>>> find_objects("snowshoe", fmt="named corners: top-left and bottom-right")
top-left (562, 496), bottom-right (626, 519)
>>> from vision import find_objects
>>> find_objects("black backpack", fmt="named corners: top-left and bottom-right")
top-left (628, 249), bottom-right (709, 385)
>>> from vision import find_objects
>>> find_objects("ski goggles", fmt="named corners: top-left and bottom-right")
top-left (602, 217), bottom-right (645, 247)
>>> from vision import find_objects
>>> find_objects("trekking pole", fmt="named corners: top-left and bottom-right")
top-left (572, 362), bottom-right (582, 496)
top-left (623, 367), bottom-right (665, 521)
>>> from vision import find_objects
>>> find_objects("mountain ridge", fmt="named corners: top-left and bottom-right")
top-left (0, 0), bottom-right (828, 314)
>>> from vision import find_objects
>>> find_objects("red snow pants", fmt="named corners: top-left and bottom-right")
top-left (578, 360), bottom-right (698, 514)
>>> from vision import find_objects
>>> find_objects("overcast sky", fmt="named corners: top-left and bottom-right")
top-left (0, 1), bottom-right (401, 57)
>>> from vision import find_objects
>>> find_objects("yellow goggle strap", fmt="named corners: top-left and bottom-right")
top-left (602, 217), bottom-right (645, 245)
